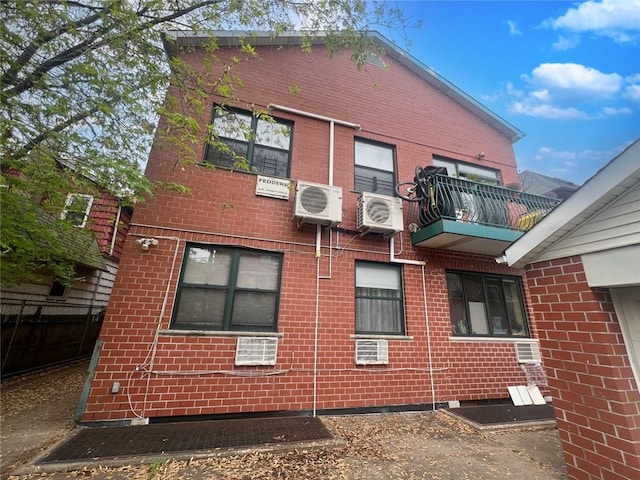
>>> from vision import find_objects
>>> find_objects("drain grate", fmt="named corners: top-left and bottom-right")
top-left (39, 416), bottom-right (332, 463)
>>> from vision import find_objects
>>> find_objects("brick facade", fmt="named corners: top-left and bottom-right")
top-left (84, 39), bottom-right (540, 422)
top-left (525, 256), bottom-right (640, 480)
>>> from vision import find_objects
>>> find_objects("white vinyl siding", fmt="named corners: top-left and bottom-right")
top-left (535, 181), bottom-right (640, 262)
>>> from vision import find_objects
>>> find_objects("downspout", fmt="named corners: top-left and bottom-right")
top-left (268, 104), bottom-right (359, 417)
top-left (109, 206), bottom-right (122, 257)
top-left (389, 237), bottom-right (436, 411)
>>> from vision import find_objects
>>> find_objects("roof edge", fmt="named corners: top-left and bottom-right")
top-left (500, 138), bottom-right (640, 268)
top-left (162, 30), bottom-right (525, 143)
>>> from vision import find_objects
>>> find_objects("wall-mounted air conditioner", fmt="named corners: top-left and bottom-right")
top-left (355, 339), bottom-right (389, 365)
top-left (515, 342), bottom-right (541, 364)
top-left (293, 180), bottom-right (342, 227)
top-left (356, 192), bottom-right (404, 235)
top-left (235, 337), bottom-right (278, 366)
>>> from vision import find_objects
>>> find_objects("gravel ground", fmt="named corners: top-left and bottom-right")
top-left (1, 361), bottom-right (567, 480)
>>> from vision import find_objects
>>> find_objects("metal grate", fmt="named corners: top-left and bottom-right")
top-left (235, 337), bottom-right (278, 366)
top-left (355, 339), bottom-right (388, 365)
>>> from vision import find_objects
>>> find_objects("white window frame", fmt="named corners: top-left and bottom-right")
top-left (61, 194), bottom-right (93, 228)
top-left (354, 138), bottom-right (396, 197)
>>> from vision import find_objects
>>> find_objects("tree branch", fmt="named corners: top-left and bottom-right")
top-left (8, 107), bottom-right (98, 162)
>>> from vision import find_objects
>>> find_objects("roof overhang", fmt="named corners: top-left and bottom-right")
top-left (498, 138), bottom-right (640, 268)
top-left (162, 30), bottom-right (525, 144)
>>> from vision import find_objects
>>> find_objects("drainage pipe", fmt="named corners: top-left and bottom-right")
top-left (389, 237), bottom-right (436, 411)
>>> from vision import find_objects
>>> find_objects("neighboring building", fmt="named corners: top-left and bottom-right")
top-left (1, 185), bottom-right (132, 376)
top-left (82, 31), bottom-right (560, 423)
top-left (519, 170), bottom-right (580, 200)
top-left (500, 139), bottom-right (640, 480)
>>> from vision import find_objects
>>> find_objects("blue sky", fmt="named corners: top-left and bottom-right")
top-left (385, 0), bottom-right (640, 185)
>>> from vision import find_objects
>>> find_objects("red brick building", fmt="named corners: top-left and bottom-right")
top-left (500, 139), bottom-right (640, 479)
top-left (82, 31), bottom-right (560, 423)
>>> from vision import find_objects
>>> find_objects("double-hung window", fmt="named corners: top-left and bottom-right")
top-left (355, 262), bottom-right (405, 335)
top-left (204, 107), bottom-right (292, 177)
top-left (446, 271), bottom-right (529, 337)
top-left (354, 138), bottom-right (396, 196)
top-left (172, 245), bottom-right (283, 332)
top-left (61, 194), bottom-right (93, 228)
top-left (433, 156), bottom-right (500, 185)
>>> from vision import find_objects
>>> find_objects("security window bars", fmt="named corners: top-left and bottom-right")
top-left (172, 245), bottom-right (283, 332)
top-left (433, 156), bottom-right (500, 185)
top-left (355, 262), bottom-right (405, 335)
top-left (447, 271), bottom-right (529, 337)
top-left (355, 138), bottom-right (396, 197)
top-left (61, 194), bottom-right (93, 228)
top-left (204, 107), bottom-right (292, 177)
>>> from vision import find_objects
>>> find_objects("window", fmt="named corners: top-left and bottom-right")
top-left (433, 157), bottom-right (500, 185)
top-left (48, 280), bottom-right (69, 298)
top-left (446, 271), bottom-right (529, 337)
top-left (61, 194), bottom-right (93, 227)
top-left (355, 262), bottom-right (404, 335)
top-left (171, 245), bottom-right (283, 332)
top-left (204, 107), bottom-right (292, 177)
top-left (354, 138), bottom-right (396, 196)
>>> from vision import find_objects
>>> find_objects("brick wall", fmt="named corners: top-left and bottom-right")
top-left (525, 256), bottom-right (640, 480)
top-left (83, 42), bottom-right (536, 421)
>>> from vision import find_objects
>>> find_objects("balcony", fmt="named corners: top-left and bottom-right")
top-left (407, 175), bottom-right (561, 256)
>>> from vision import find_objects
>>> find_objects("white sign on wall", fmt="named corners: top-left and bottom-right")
top-left (255, 175), bottom-right (291, 200)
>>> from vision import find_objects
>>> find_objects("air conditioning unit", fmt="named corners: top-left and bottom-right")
top-left (355, 339), bottom-right (389, 365)
top-left (293, 181), bottom-right (343, 227)
top-left (515, 342), bottom-right (541, 364)
top-left (356, 192), bottom-right (404, 235)
top-left (235, 337), bottom-right (278, 366)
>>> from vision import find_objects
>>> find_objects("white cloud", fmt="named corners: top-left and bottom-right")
top-left (624, 83), bottom-right (640, 102)
top-left (534, 144), bottom-right (625, 165)
top-left (545, 0), bottom-right (640, 44)
top-left (552, 34), bottom-right (580, 51)
top-left (528, 63), bottom-right (623, 100)
top-left (602, 106), bottom-right (632, 115)
top-left (509, 102), bottom-right (588, 119)
top-left (507, 63), bottom-right (633, 119)
top-left (506, 20), bottom-right (522, 35)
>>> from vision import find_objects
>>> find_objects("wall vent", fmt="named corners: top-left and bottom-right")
top-left (293, 180), bottom-right (342, 227)
top-left (356, 192), bottom-right (404, 235)
top-left (515, 342), bottom-right (541, 364)
top-left (355, 339), bottom-right (389, 365)
top-left (235, 337), bottom-right (278, 366)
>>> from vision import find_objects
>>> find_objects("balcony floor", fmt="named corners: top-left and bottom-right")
top-left (411, 219), bottom-right (524, 256)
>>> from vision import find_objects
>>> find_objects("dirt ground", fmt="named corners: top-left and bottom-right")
top-left (1, 361), bottom-right (567, 480)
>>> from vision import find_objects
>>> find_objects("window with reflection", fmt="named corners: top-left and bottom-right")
top-left (204, 107), bottom-right (292, 177)
top-left (446, 271), bottom-right (528, 337)
top-left (354, 138), bottom-right (396, 196)
top-left (171, 244), bottom-right (283, 331)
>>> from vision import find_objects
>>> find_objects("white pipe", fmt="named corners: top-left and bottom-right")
top-left (109, 206), bottom-right (122, 256)
top-left (389, 236), bottom-right (425, 266)
top-left (421, 264), bottom-right (437, 411)
top-left (388, 237), bottom-right (435, 409)
top-left (268, 104), bottom-right (361, 129)
top-left (329, 121), bottom-right (335, 186)
top-left (268, 103), bottom-right (359, 187)
top-left (313, 252), bottom-right (320, 417)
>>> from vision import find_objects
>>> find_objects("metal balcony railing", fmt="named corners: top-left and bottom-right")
top-left (407, 175), bottom-right (561, 232)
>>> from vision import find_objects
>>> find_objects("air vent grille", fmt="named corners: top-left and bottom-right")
top-left (235, 337), bottom-right (278, 366)
top-left (355, 339), bottom-right (389, 365)
top-left (515, 342), bottom-right (541, 364)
